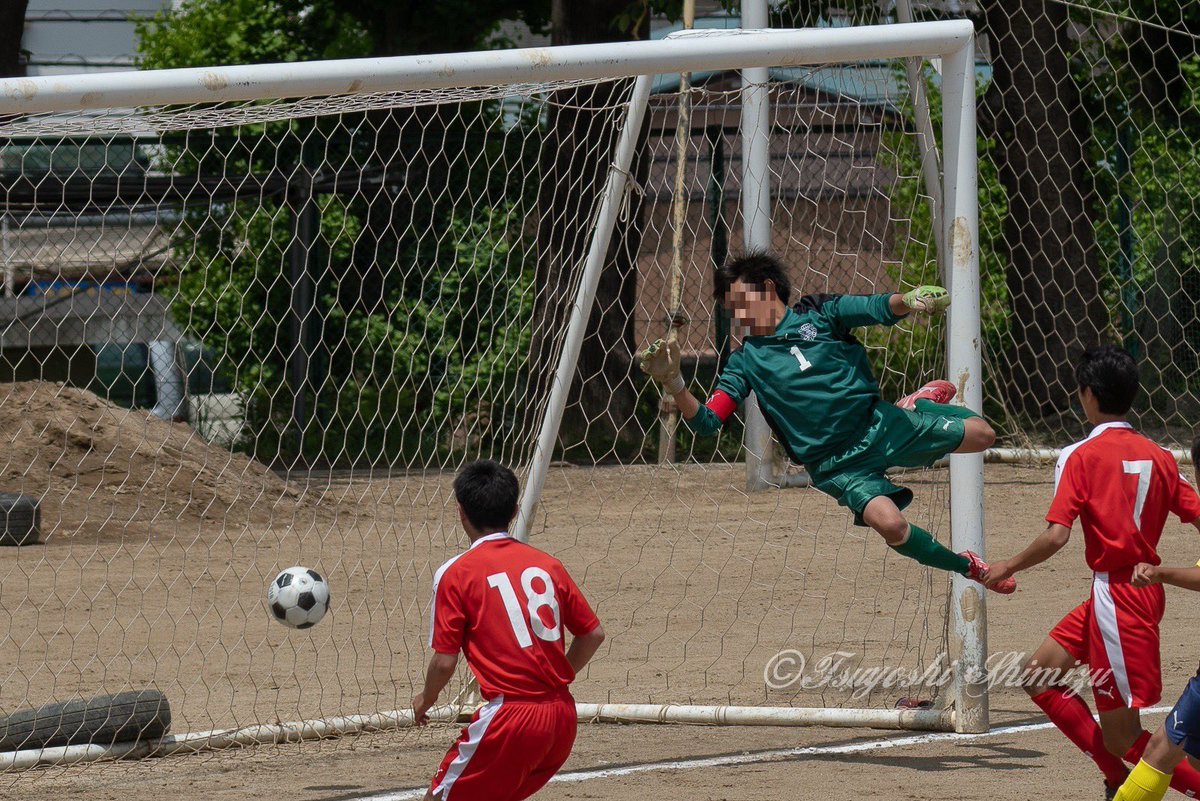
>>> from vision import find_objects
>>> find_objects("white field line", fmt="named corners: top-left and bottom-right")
top-left (351, 705), bottom-right (1173, 801)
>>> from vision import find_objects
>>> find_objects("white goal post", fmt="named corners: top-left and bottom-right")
top-left (0, 19), bottom-right (984, 767)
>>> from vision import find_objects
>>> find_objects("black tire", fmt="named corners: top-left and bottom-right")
top-left (0, 690), bottom-right (171, 751)
top-left (0, 493), bottom-right (39, 546)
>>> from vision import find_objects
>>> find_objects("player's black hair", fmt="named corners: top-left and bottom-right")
top-left (1075, 345), bottom-right (1139, 415)
top-left (714, 251), bottom-right (792, 304)
top-left (453, 459), bottom-right (520, 533)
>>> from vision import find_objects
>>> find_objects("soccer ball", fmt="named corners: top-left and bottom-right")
top-left (267, 566), bottom-right (330, 629)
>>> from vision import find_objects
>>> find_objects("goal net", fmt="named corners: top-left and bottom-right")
top-left (0, 22), bottom-right (983, 771)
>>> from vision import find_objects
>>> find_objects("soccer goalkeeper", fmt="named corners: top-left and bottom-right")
top-left (640, 251), bottom-right (1012, 593)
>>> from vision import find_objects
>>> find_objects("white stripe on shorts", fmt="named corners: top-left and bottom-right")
top-left (432, 695), bottom-right (504, 799)
top-left (1093, 572), bottom-right (1134, 707)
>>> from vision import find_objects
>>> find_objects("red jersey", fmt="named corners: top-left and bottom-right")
top-left (429, 532), bottom-right (601, 700)
top-left (1047, 422), bottom-right (1200, 572)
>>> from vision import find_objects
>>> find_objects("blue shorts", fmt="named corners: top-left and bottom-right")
top-left (1164, 673), bottom-right (1200, 760)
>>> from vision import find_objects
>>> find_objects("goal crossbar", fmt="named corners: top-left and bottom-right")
top-left (0, 21), bottom-right (973, 115)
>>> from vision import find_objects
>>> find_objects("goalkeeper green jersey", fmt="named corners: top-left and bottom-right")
top-left (687, 293), bottom-right (904, 464)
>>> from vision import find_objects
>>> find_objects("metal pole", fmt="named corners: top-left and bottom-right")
top-left (941, 35), bottom-right (987, 735)
top-left (1, 212), bottom-right (12, 298)
top-left (741, 0), bottom-right (774, 491)
top-left (513, 74), bottom-right (654, 542)
top-left (0, 696), bottom-right (955, 772)
top-left (288, 140), bottom-right (316, 462)
top-left (577, 702), bottom-right (952, 730)
top-left (0, 22), bottom-right (976, 116)
top-left (659, 0), bottom-right (696, 466)
top-left (707, 125), bottom-right (730, 368)
top-left (1116, 121), bottom-right (1138, 356)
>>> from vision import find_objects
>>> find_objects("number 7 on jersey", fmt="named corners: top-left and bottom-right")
top-left (1122, 460), bottom-right (1152, 530)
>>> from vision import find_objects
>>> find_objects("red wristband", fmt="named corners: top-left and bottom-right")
top-left (706, 390), bottom-right (737, 422)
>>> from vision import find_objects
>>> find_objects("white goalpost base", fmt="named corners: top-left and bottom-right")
top-left (0, 701), bottom-right (956, 772)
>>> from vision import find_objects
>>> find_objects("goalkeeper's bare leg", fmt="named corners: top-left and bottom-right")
top-left (863, 495), bottom-right (1015, 593)
top-left (956, 415), bottom-right (996, 454)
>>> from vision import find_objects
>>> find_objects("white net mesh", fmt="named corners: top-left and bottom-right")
top-left (625, 74), bottom-right (953, 708)
top-left (0, 45), bottom-right (959, 775)
top-left (771, 1), bottom-right (1200, 451)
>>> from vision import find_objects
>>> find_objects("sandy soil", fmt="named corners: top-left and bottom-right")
top-left (4, 383), bottom-right (1200, 800)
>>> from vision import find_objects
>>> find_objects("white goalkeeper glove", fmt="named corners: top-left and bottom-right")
top-left (902, 285), bottom-right (950, 315)
top-left (640, 338), bottom-right (685, 395)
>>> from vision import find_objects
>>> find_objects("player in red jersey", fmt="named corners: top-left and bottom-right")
top-left (985, 346), bottom-right (1200, 799)
top-left (412, 460), bottom-right (606, 801)
top-left (1110, 437), bottom-right (1200, 801)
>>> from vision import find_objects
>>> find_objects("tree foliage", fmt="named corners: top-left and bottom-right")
top-left (1080, 2), bottom-right (1200, 415)
top-left (138, 0), bottom-right (546, 466)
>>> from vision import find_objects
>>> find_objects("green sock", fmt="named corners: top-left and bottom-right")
top-left (891, 524), bottom-right (970, 575)
top-left (914, 398), bottom-right (978, 420)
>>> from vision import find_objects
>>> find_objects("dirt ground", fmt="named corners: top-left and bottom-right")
top-left (4, 383), bottom-right (1200, 800)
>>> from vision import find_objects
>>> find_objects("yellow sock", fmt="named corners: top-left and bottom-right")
top-left (1115, 760), bottom-right (1172, 801)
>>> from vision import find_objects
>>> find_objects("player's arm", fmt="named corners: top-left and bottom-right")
top-left (1132, 513), bottom-right (1200, 587)
top-left (412, 651), bottom-right (459, 726)
top-left (815, 286), bottom-right (949, 333)
top-left (639, 340), bottom-right (748, 436)
top-left (987, 448), bottom-right (1087, 588)
top-left (565, 623), bottom-right (606, 674)
top-left (555, 562), bottom-right (606, 675)
top-left (984, 523), bottom-right (1071, 587)
top-left (1134, 561), bottom-right (1200, 591)
top-left (415, 570), bottom-right (466, 725)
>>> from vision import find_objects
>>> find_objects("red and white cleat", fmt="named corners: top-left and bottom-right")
top-left (962, 550), bottom-right (1016, 594)
top-left (896, 379), bottom-right (957, 411)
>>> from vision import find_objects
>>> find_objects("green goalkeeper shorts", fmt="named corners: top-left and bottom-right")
top-left (807, 399), bottom-right (978, 527)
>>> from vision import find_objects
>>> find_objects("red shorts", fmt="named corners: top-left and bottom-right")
top-left (429, 690), bottom-right (576, 801)
top-left (1049, 569), bottom-right (1165, 712)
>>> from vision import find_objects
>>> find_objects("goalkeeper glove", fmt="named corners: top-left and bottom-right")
top-left (902, 285), bottom-right (950, 315)
top-left (640, 338), bottom-right (685, 395)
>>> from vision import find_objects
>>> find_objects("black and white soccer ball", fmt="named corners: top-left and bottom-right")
top-left (267, 566), bottom-right (330, 629)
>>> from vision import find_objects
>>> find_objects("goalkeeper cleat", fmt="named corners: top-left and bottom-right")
top-left (896, 379), bottom-right (956, 411)
top-left (962, 550), bottom-right (1017, 594)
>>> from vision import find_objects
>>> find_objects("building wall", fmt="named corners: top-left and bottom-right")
top-left (635, 83), bottom-right (920, 359)
top-left (22, 0), bottom-right (169, 77)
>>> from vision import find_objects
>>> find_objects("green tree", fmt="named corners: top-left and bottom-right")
top-left (139, 0), bottom-right (549, 67)
top-left (977, 0), bottom-right (1109, 420)
top-left (1082, 3), bottom-right (1200, 428)
top-left (532, 0), bottom-right (650, 459)
top-left (138, 0), bottom-right (549, 467)
top-left (877, 72), bottom-right (1011, 417)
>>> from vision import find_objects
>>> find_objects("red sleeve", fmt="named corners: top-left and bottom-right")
top-left (554, 563), bottom-right (600, 637)
top-left (1171, 470), bottom-right (1200, 525)
top-left (1046, 452), bottom-right (1087, 528)
top-left (429, 568), bottom-right (467, 655)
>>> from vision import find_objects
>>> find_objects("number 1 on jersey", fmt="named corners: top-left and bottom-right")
top-left (790, 345), bottom-right (813, 372)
